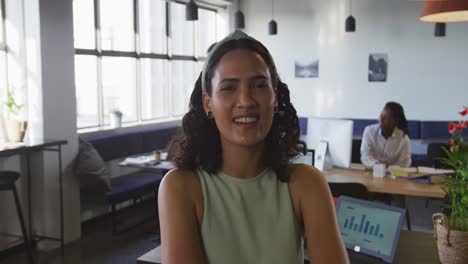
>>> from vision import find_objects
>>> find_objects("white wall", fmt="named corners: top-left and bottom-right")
top-left (38, 0), bottom-right (80, 244)
top-left (241, 0), bottom-right (468, 121)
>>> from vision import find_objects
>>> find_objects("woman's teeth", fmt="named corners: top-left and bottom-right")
top-left (234, 117), bottom-right (257, 123)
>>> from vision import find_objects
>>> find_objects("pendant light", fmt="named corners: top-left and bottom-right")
top-left (268, 0), bottom-right (277, 35)
top-left (434, 22), bottom-right (446, 37)
top-left (234, 0), bottom-right (245, 29)
top-left (421, 0), bottom-right (468, 23)
top-left (345, 0), bottom-right (356, 32)
top-left (186, 0), bottom-right (198, 21)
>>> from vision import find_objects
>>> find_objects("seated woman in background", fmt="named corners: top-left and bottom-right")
top-left (360, 101), bottom-right (411, 168)
top-left (158, 30), bottom-right (348, 264)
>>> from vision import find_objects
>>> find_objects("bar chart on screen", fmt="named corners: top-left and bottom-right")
top-left (343, 214), bottom-right (384, 239)
top-left (337, 200), bottom-right (403, 256)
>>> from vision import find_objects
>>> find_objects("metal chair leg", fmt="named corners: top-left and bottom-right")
top-left (12, 186), bottom-right (34, 264)
top-left (111, 204), bottom-right (117, 236)
top-left (406, 209), bottom-right (412, 231)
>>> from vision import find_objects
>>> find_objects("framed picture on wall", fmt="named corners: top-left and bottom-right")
top-left (368, 53), bottom-right (388, 82)
top-left (295, 60), bottom-right (319, 78)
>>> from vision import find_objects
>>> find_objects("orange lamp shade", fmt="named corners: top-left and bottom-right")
top-left (420, 0), bottom-right (468, 22)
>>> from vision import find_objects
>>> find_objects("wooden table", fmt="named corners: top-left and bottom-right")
top-left (136, 231), bottom-right (440, 264)
top-left (324, 167), bottom-right (445, 199)
top-left (121, 157), bottom-right (445, 199)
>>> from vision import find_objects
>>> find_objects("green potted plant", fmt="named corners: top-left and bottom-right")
top-left (3, 87), bottom-right (27, 142)
top-left (433, 106), bottom-right (468, 264)
top-left (110, 109), bottom-right (123, 128)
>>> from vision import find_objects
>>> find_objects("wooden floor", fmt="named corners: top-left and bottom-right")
top-left (0, 200), bottom-right (160, 264)
top-left (0, 196), bottom-right (442, 264)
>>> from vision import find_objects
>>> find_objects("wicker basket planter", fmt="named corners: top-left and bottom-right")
top-left (433, 213), bottom-right (468, 264)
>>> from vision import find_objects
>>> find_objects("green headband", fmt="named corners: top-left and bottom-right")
top-left (201, 30), bottom-right (257, 92)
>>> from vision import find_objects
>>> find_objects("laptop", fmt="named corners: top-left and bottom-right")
top-left (292, 149), bottom-right (315, 166)
top-left (336, 196), bottom-right (405, 263)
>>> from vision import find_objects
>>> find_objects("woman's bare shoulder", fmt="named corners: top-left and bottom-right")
top-left (288, 163), bottom-right (330, 200)
top-left (289, 164), bottom-right (326, 187)
top-left (162, 168), bottom-right (199, 184)
top-left (160, 169), bottom-right (201, 199)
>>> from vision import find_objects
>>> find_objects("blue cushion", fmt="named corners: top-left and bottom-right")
top-left (86, 132), bottom-right (142, 161)
top-left (351, 119), bottom-right (375, 138)
top-left (298, 117), bottom-right (308, 135)
top-left (141, 126), bottom-right (180, 153)
top-left (407, 121), bottom-right (420, 139)
top-left (105, 171), bottom-right (163, 204)
top-left (84, 125), bottom-right (180, 161)
top-left (421, 121), bottom-right (468, 139)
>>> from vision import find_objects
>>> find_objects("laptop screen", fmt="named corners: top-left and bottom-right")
top-left (336, 196), bottom-right (405, 263)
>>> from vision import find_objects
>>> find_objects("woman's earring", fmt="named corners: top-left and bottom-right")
top-left (206, 111), bottom-right (213, 119)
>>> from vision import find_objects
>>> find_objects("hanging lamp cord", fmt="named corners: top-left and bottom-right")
top-left (272, 0), bottom-right (275, 18)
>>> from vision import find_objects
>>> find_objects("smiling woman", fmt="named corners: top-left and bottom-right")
top-left (160, 30), bottom-right (349, 264)
top-left (204, 49), bottom-right (277, 151)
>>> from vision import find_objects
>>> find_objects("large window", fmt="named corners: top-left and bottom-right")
top-left (0, 0), bottom-right (28, 122)
top-left (73, 0), bottom-right (226, 129)
top-left (0, 0), bottom-right (7, 96)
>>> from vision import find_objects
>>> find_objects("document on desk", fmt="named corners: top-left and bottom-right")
top-left (417, 166), bottom-right (454, 175)
top-left (388, 166), bottom-right (454, 178)
top-left (121, 155), bottom-right (154, 165)
top-left (349, 163), bottom-right (367, 171)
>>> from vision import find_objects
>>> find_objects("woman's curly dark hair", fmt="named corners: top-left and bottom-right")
top-left (167, 38), bottom-right (306, 182)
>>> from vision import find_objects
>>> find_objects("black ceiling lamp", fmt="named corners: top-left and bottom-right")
top-left (268, 0), bottom-right (277, 35)
top-left (434, 22), bottom-right (446, 37)
top-left (234, 0), bottom-right (245, 29)
top-left (345, 0), bottom-right (356, 32)
top-left (186, 0), bottom-right (198, 21)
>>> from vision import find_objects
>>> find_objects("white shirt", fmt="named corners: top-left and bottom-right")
top-left (360, 123), bottom-right (411, 168)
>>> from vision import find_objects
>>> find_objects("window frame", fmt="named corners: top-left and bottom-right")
top-left (74, 0), bottom-right (218, 130)
top-left (0, 0), bottom-right (5, 46)
top-left (0, 0), bottom-right (8, 93)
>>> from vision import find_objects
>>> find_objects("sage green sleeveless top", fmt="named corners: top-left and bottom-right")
top-left (197, 168), bottom-right (303, 264)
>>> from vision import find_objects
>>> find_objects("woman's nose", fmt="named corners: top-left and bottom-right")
top-left (236, 86), bottom-right (256, 108)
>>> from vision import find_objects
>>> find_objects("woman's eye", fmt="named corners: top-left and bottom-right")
top-left (221, 86), bottom-right (235, 92)
top-left (255, 82), bottom-right (269, 89)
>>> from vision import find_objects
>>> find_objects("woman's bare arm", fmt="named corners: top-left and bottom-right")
top-left (294, 165), bottom-right (349, 264)
top-left (158, 169), bottom-right (205, 264)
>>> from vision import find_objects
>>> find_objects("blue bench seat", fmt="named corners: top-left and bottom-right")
top-left (105, 171), bottom-right (164, 205)
top-left (81, 125), bottom-right (179, 235)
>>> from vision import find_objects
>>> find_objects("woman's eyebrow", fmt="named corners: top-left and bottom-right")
top-left (218, 75), bottom-right (269, 85)
top-left (218, 78), bottom-right (239, 85)
top-left (249, 75), bottom-right (269, 81)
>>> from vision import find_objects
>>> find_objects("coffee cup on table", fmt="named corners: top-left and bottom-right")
top-left (154, 151), bottom-right (161, 162)
top-left (373, 163), bottom-right (386, 177)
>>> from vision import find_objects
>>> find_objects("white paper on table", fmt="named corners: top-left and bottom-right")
top-left (122, 155), bottom-right (154, 165)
